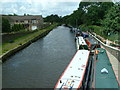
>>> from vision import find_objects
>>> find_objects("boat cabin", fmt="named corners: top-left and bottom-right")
top-left (55, 50), bottom-right (90, 89)
top-left (76, 36), bottom-right (88, 50)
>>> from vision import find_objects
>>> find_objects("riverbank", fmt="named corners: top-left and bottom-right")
top-left (79, 25), bottom-right (119, 45)
top-left (89, 32), bottom-right (120, 61)
top-left (1, 23), bottom-right (59, 62)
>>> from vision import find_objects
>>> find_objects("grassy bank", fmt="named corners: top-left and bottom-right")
top-left (79, 25), bottom-right (119, 44)
top-left (1, 23), bottom-right (59, 55)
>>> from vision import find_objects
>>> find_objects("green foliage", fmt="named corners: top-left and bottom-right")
top-left (63, 2), bottom-right (114, 26)
top-left (87, 25), bottom-right (119, 43)
top-left (2, 23), bottom-right (58, 55)
top-left (87, 25), bottom-right (104, 35)
top-left (2, 17), bottom-right (11, 33)
top-left (47, 2), bottom-right (119, 44)
top-left (81, 2), bottom-right (113, 25)
top-left (13, 13), bottom-right (18, 16)
top-left (12, 24), bottom-right (25, 32)
top-left (101, 3), bottom-right (120, 35)
top-left (62, 2), bottom-right (119, 43)
top-left (44, 14), bottom-right (62, 23)
top-left (24, 13), bottom-right (27, 16)
top-left (65, 10), bottom-right (84, 27)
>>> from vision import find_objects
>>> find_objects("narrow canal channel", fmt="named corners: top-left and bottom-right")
top-left (2, 26), bottom-right (76, 88)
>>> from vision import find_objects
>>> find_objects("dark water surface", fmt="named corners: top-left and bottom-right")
top-left (3, 26), bottom-right (76, 88)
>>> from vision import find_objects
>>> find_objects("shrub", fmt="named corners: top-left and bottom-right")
top-left (2, 17), bottom-right (11, 33)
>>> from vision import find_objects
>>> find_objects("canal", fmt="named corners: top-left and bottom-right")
top-left (2, 26), bottom-right (76, 88)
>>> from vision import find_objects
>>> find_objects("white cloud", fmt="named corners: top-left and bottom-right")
top-left (1, 0), bottom-right (16, 3)
top-left (26, 0), bottom-right (32, 4)
top-left (1, 0), bottom-right (120, 3)
top-left (0, 1), bottom-right (80, 17)
top-left (1, 0), bottom-right (81, 3)
top-left (13, 8), bottom-right (17, 13)
top-left (19, 6), bottom-right (26, 11)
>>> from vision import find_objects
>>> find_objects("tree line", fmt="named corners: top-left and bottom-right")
top-left (44, 2), bottom-right (119, 35)
top-left (44, 14), bottom-right (62, 23)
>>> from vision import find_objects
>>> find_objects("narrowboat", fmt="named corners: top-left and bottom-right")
top-left (55, 50), bottom-right (90, 89)
top-left (75, 36), bottom-right (88, 50)
top-left (91, 48), bottom-right (119, 88)
top-left (82, 32), bottom-right (89, 38)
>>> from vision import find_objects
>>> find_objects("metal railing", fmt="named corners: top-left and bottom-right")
top-left (89, 33), bottom-right (120, 62)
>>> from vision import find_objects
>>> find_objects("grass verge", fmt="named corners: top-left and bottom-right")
top-left (1, 23), bottom-right (58, 55)
top-left (79, 24), bottom-right (119, 44)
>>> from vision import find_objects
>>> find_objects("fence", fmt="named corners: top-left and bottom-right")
top-left (89, 33), bottom-right (120, 62)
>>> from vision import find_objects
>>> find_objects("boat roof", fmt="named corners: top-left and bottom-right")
top-left (86, 37), bottom-right (99, 45)
top-left (95, 48), bottom-right (118, 88)
top-left (77, 36), bottom-right (87, 45)
top-left (82, 32), bottom-right (88, 35)
top-left (55, 50), bottom-right (90, 89)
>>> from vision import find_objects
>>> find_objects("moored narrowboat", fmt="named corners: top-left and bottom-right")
top-left (76, 36), bottom-right (88, 50)
top-left (91, 48), bottom-right (119, 88)
top-left (55, 50), bottom-right (90, 89)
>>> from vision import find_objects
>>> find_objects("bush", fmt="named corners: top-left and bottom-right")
top-left (2, 17), bottom-right (11, 33)
top-left (12, 24), bottom-right (25, 32)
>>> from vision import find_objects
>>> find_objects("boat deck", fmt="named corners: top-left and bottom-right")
top-left (94, 48), bottom-right (118, 88)
top-left (101, 46), bottom-right (120, 86)
top-left (55, 50), bottom-right (90, 89)
top-left (86, 36), bottom-right (99, 45)
top-left (76, 36), bottom-right (88, 50)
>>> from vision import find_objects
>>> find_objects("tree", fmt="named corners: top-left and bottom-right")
top-left (2, 17), bottom-right (11, 33)
top-left (62, 9), bottom-right (85, 27)
top-left (24, 13), bottom-right (26, 16)
top-left (13, 13), bottom-right (18, 16)
top-left (101, 3), bottom-right (120, 35)
top-left (44, 14), bottom-right (62, 23)
top-left (79, 2), bottom-right (113, 25)
top-left (62, 2), bottom-right (114, 26)
top-left (12, 24), bottom-right (24, 32)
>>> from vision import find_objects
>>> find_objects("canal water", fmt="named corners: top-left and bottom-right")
top-left (2, 26), bottom-right (76, 88)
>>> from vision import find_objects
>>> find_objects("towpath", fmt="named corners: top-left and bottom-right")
top-left (101, 46), bottom-right (120, 85)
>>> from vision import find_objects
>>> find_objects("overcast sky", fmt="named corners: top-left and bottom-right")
top-left (0, 0), bottom-right (119, 17)
top-left (0, 0), bottom-right (81, 17)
